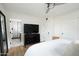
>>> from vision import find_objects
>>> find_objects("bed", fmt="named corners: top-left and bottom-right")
top-left (24, 39), bottom-right (75, 56)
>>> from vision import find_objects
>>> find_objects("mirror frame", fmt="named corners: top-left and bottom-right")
top-left (0, 11), bottom-right (8, 56)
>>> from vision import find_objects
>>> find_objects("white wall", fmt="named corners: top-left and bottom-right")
top-left (54, 10), bottom-right (79, 40)
top-left (39, 17), bottom-right (55, 42)
top-left (42, 9), bottom-right (79, 41)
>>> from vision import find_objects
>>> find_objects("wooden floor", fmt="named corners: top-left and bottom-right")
top-left (7, 45), bottom-right (31, 56)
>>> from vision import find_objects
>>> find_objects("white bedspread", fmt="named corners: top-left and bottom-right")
top-left (24, 39), bottom-right (72, 56)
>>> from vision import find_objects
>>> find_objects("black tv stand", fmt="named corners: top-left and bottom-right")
top-left (24, 33), bottom-right (40, 46)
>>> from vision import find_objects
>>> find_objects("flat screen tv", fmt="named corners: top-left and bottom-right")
top-left (24, 24), bottom-right (39, 33)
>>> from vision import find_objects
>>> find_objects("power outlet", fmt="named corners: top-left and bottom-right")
top-left (48, 32), bottom-right (50, 35)
top-left (61, 32), bottom-right (64, 35)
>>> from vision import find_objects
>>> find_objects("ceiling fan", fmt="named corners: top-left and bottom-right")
top-left (45, 3), bottom-right (64, 14)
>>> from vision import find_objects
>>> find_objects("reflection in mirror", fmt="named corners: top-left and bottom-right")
top-left (10, 19), bottom-right (22, 41)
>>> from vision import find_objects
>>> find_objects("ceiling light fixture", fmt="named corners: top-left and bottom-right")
top-left (45, 3), bottom-right (64, 14)
top-left (46, 3), bottom-right (55, 14)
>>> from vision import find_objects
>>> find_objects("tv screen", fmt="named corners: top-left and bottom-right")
top-left (24, 24), bottom-right (39, 33)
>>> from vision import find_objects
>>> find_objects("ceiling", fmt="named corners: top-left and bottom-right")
top-left (2, 3), bottom-right (79, 17)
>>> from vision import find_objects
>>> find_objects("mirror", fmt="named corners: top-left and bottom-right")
top-left (0, 11), bottom-right (8, 56)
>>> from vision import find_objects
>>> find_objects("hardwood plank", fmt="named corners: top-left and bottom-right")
top-left (7, 45), bottom-right (31, 56)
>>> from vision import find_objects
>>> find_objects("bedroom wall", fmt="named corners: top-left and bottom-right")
top-left (54, 10), bottom-right (79, 41)
top-left (7, 12), bottom-right (43, 48)
top-left (39, 17), bottom-right (55, 42)
top-left (42, 8), bottom-right (79, 41)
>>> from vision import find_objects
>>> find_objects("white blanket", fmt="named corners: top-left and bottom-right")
top-left (24, 39), bottom-right (72, 56)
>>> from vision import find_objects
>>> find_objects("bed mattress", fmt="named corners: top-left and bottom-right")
top-left (24, 39), bottom-right (72, 56)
